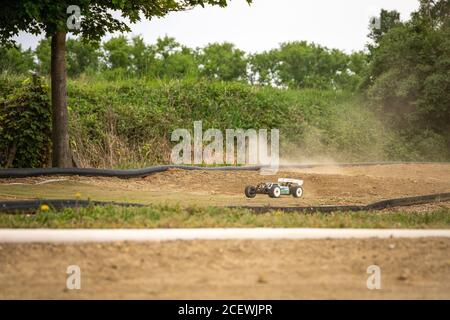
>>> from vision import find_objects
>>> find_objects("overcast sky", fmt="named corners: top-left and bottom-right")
top-left (15, 0), bottom-right (419, 53)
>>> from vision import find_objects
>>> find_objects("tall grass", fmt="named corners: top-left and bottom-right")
top-left (1, 75), bottom-right (448, 168)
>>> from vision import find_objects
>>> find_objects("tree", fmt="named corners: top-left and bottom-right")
top-left (0, 44), bottom-right (35, 75)
top-left (153, 36), bottom-right (199, 79)
top-left (66, 37), bottom-right (100, 77)
top-left (365, 0), bottom-right (450, 146)
top-left (130, 36), bottom-right (156, 77)
top-left (103, 35), bottom-right (132, 71)
top-left (159, 46), bottom-right (199, 79)
top-left (367, 9), bottom-right (401, 49)
top-left (269, 41), bottom-right (359, 90)
top-left (248, 50), bottom-right (280, 86)
top-left (249, 41), bottom-right (367, 90)
top-left (35, 37), bottom-right (100, 77)
top-left (0, 0), bottom-right (250, 167)
top-left (155, 35), bottom-right (181, 60)
top-left (35, 38), bottom-right (52, 75)
top-left (199, 42), bottom-right (247, 81)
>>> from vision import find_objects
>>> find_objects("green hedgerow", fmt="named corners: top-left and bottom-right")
top-left (0, 76), bottom-right (51, 168)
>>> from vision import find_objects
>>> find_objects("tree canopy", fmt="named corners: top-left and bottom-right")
top-left (365, 0), bottom-right (449, 131)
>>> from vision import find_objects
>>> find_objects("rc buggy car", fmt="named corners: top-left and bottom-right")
top-left (245, 178), bottom-right (304, 198)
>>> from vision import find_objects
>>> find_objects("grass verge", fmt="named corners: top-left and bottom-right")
top-left (0, 205), bottom-right (449, 229)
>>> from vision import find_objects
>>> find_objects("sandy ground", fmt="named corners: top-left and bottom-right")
top-left (0, 238), bottom-right (449, 299)
top-left (1, 164), bottom-right (450, 207)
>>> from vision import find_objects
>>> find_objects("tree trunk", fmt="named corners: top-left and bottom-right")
top-left (51, 31), bottom-right (72, 167)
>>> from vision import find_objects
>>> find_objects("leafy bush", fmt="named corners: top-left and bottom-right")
top-left (0, 76), bottom-right (51, 168)
top-left (67, 78), bottom-right (298, 167)
top-left (66, 78), bottom-right (423, 167)
top-left (1, 76), bottom-right (447, 168)
top-left (364, 1), bottom-right (450, 151)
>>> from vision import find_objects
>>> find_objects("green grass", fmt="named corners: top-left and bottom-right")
top-left (1, 204), bottom-right (449, 229)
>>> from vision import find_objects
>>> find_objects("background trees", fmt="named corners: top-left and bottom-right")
top-left (365, 0), bottom-right (450, 142)
top-left (103, 36), bottom-right (132, 71)
top-left (3, 35), bottom-right (369, 89)
top-left (198, 42), bottom-right (247, 81)
top-left (153, 36), bottom-right (198, 79)
top-left (248, 42), bottom-right (367, 90)
top-left (66, 38), bottom-right (100, 77)
top-left (0, 45), bottom-right (35, 75)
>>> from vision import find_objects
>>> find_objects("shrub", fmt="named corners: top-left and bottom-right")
top-left (0, 76), bottom-right (51, 168)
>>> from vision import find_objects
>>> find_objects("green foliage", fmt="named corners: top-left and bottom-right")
top-left (249, 49), bottom-right (279, 85)
top-left (67, 78), bottom-right (297, 166)
top-left (66, 38), bottom-right (100, 77)
top-left (130, 35), bottom-right (156, 77)
top-left (199, 42), bottom-right (247, 81)
top-left (249, 42), bottom-right (368, 90)
top-left (159, 47), bottom-right (199, 79)
top-left (35, 37), bottom-right (102, 77)
top-left (0, 44), bottom-right (35, 75)
top-left (278, 42), bottom-right (346, 89)
top-left (30, 34), bottom-right (369, 88)
top-left (35, 38), bottom-right (51, 75)
top-left (365, 0), bottom-right (450, 151)
top-left (0, 75), bottom-right (23, 99)
top-left (0, 76), bottom-right (51, 168)
top-left (0, 0), bottom-right (250, 168)
top-left (152, 36), bottom-right (199, 79)
top-left (64, 77), bottom-right (436, 167)
top-left (0, 75), bottom-right (448, 167)
top-left (103, 35), bottom-right (132, 70)
top-left (367, 9), bottom-right (401, 49)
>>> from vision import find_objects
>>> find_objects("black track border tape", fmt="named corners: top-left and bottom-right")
top-left (1, 162), bottom-right (448, 179)
top-left (230, 192), bottom-right (450, 213)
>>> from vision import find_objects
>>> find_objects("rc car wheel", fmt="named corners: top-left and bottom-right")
top-left (245, 186), bottom-right (257, 198)
top-left (269, 186), bottom-right (281, 198)
top-left (291, 186), bottom-right (303, 198)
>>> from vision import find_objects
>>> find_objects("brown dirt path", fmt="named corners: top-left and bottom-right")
top-left (0, 164), bottom-right (449, 206)
top-left (1, 238), bottom-right (449, 299)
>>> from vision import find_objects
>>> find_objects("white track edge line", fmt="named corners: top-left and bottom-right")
top-left (1, 228), bottom-right (450, 243)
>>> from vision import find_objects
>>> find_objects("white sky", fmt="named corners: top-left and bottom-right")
top-left (15, 0), bottom-right (419, 53)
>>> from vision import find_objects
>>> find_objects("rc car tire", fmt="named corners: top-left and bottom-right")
top-left (245, 186), bottom-right (257, 198)
top-left (269, 186), bottom-right (281, 198)
top-left (291, 186), bottom-right (303, 198)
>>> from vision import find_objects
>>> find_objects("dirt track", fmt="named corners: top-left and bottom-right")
top-left (1, 164), bottom-right (449, 206)
top-left (1, 164), bottom-right (450, 299)
top-left (1, 238), bottom-right (449, 299)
